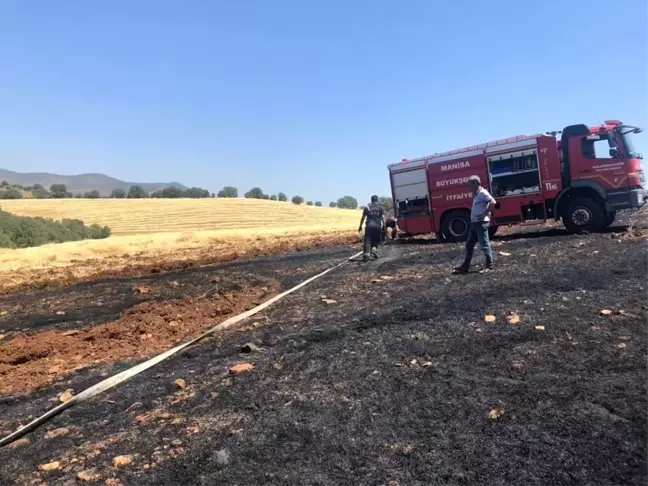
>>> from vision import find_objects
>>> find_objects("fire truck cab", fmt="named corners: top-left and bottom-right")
top-left (388, 120), bottom-right (645, 241)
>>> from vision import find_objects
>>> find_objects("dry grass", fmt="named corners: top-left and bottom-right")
top-left (0, 198), bottom-right (360, 235)
top-left (0, 199), bottom-right (362, 292)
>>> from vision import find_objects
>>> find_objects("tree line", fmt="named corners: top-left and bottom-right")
top-left (0, 207), bottom-right (111, 248)
top-left (0, 181), bottom-right (394, 213)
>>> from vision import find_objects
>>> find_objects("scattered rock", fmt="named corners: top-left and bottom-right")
top-left (105, 479), bottom-right (123, 486)
top-left (56, 311), bottom-right (66, 316)
top-left (174, 379), bottom-right (186, 389)
top-left (170, 280), bottom-right (180, 287)
top-left (171, 439), bottom-right (183, 446)
top-left (535, 325), bottom-right (546, 331)
top-left (488, 408), bottom-right (505, 419)
top-left (422, 361), bottom-right (434, 368)
top-left (45, 427), bottom-right (70, 439)
top-left (39, 461), bottom-right (60, 471)
top-left (168, 320), bottom-right (179, 327)
top-left (322, 298), bottom-right (338, 305)
top-left (62, 330), bottom-right (80, 336)
top-left (215, 449), bottom-right (230, 466)
top-left (229, 363), bottom-right (254, 374)
top-left (409, 359), bottom-right (418, 366)
top-left (9, 438), bottom-right (29, 448)
top-left (387, 481), bottom-right (400, 486)
top-left (272, 362), bottom-right (282, 370)
top-left (617, 343), bottom-right (627, 349)
top-left (59, 389), bottom-right (74, 403)
top-left (77, 468), bottom-right (100, 482)
top-left (506, 312), bottom-right (521, 325)
top-left (0, 310), bottom-right (7, 316)
top-left (499, 251), bottom-right (512, 256)
top-left (0, 334), bottom-right (4, 340)
top-left (112, 455), bottom-right (134, 468)
top-left (600, 309), bottom-right (614, 316)
top-left (484, 315), bottom-right (496, 323)
top-left (241, 342), bottom-right (261, 354)
top-left (132, 285), bottom-right (151, 294)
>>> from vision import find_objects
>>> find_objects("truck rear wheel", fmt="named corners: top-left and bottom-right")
top-left (602, 211), bottom-right (616, 228)
top-left (562, 198), bottom-right (605, 233)
top-left (442, 210), bottom-right (471, 242)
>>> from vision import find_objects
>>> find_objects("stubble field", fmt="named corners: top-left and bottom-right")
top-left (0, 199), bottom-right (362, 293)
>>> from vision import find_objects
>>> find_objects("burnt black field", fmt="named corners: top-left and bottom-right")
top-left (1, 213), bottom-right (646, 486)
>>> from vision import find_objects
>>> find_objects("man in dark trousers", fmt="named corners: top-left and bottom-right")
top-left (454, 175), bottom-right (496, 274)
top-left (358, 195), bottom-right (385, 262)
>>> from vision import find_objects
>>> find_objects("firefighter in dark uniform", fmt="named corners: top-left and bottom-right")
top-left (358, 195), bottom-right (385, 262)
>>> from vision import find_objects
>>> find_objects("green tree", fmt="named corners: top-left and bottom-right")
top-left (314, 201), bottom-right (322, 207)
top-left (111, 188), bottom-right (126, 198)
top-left (277, 192), bottom-right (287, 202)
top-left (270, 194), bottom-right (278, 201)
top-left (0, 181), bottom-right (10, 188)
top-left (292, 195), bottom-right (304, 205)
top-left (84, 190), bottom-right (101, 199)
top-left (336, 196), bottom-right (358, 209)
top-left (217, 186), bottom-right (238, 198)
top-left (329, 201), bottom-right (337, 208)
top-left (127, 185), bottom-right (148, 198)
top-left (31, 186), bottom-right (50, 199)
top-left (306, 201), bottom-right (313, 206)
top-left (0, 187), bottom-right (23, 199)
top-left (185, 187), bottom-right (210, 198)
top-left (244, 187), bottom-right (266, 199)
top-left (50, 184), bottom-right (72, 199)
top-left (378, 196), bottom-right (394, 216)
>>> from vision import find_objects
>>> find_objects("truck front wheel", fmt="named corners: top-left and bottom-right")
top-left (441, 210), bottom-right (471, 242)
top-left (562, 198), bottom-right (605, 233)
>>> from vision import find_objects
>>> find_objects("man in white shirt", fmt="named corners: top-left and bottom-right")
top-left (454, 175), bottom-right (496, 274)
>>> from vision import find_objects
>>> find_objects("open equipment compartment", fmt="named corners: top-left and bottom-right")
top-left (487, 148), bottom-right (541, 198)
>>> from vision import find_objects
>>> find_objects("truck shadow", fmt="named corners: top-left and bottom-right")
top-left (391, 223), bottom-right (633, 246)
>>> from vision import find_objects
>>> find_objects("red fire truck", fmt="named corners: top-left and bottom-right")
top-left (388, 120), bottom-right (645, 242)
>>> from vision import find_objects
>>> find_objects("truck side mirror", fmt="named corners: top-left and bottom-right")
top-left (609, 148), bottom-right (620, 158)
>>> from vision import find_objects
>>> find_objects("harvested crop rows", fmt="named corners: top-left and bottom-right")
top-left (0, 199), bottom-right (361, 235)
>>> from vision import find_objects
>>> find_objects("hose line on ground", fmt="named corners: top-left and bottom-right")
top-left (0, 251), bottom-right (364, 448)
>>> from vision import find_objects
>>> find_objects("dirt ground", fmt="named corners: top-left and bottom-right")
top-left (0, 212), bottom-right (646, 486)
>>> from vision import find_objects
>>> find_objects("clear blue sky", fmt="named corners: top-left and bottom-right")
top-left (0, 0), bottom-right (646, 204)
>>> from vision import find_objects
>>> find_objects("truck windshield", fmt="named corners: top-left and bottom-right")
top-left (617, 125), bottom-right (643, 159)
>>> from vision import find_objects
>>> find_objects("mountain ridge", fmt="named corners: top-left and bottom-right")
top-left (0, 168), bottom-right (187, 196)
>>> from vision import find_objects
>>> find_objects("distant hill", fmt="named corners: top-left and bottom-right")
top-left (0, 168), bottom-right (186, 196)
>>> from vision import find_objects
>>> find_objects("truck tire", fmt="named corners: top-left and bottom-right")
top-left (488, 225), bottom-right (498, 238)
top-left (442, 210), bottom-right (471, 242)
top-left (562, 198), bottom-right (605, 233)
top-left (602, 211), bottom-right (616, 228)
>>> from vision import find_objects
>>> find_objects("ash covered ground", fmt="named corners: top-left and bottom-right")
top-left (1, 213), bottom-right (646, 486)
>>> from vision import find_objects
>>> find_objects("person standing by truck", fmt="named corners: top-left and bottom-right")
top-left (454, 175), bottom-right (496, 274)
top-left (358, 195), bottom-right (385, 262)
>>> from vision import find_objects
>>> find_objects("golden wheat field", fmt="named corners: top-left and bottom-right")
top-left (0, 199), bottom-right (362, 292)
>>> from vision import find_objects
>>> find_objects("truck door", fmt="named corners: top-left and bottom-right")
top-left (572, 132), bottom-right (627, 191)
top-left (390, 163), bottom-right (434, 235)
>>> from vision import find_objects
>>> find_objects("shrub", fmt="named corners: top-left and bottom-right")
top-left (0, 209), bottom-right (111, 249)
top-left (270, 195), bottom-right (278, 201)
top-left (84, 190), bottom-right (101, 198)
top-left (292, 195), bottom-right (304, 205)
top-left (111, 188), bottom-right (126, 198)
top-left (218, 186), bottom-right (238, 198)
top-left (244, 187), bottom-right (266, 199)
top-left (336, 196), bottom-right (358, 209)
top-left (306, 201), bottom-right (313, 206)
top-left (314, 201), bottom-right (322, 207)
top-left (127, 185), bottom-right (148, 198)
top-left (329, 201), bottom-right (337, 208)
top-left (278, 192), bottom-right (287, 202)
top-left (0, 188), bottom-right (24, 199)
